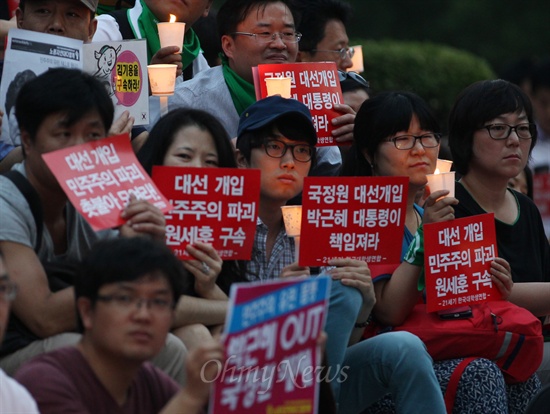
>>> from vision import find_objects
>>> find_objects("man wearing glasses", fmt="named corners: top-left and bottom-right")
top-left (0, 253), bottom-right (39, 413)
top-left (15, 238), bottom-right (224, 414)
top-left (296, 0), bottom-right (354, 72)
top-left (166, 0), bottom-right (355, 177)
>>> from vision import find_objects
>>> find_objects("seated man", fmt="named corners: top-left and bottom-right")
top-left (235, 96), bottom-right (446, 412)
top-left (15, 237), bottom-right (224, 413)
top-left (0, 68), bottom-right (186, 382)
top-left (0, 251), bottom-right (39, 413)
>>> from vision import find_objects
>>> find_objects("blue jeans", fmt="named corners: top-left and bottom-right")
top-left (338, 331), bottom-right (446, 414)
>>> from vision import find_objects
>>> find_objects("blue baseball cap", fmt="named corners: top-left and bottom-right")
top-left (237, 96), bottom-right (317, 147)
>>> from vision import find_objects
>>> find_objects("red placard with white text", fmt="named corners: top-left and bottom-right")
top-left (424, 213), bottom-right (501, 313)
top-left (533, 173), bottom-right (550, 238)
top-left (299, 176), bottom-right (407, 269)
top-left (209, 276), bottom-right (330, 414)
top-left (253, 62), bottom-right (344, 147)
top-left (152, 166), bottom-right (260, 260)
top-left (42, 134), bottom-right (172, 231)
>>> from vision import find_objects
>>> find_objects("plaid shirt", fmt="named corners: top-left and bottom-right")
top-left (245, 218), bottom-right (296, 282)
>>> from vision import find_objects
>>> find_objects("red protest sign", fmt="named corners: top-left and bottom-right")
top-left (253, 62), bottom-right (344, 147)
top-left (299, 176), bottom-right (407, 268)
top-left (424, 213), bottom-right (501, 313)
top-left (42, 134), bottom-right (171, 231)
top-left (152, 166), bottom-right (260, 260)
top-left (209, 276), bottom-right (331, 414)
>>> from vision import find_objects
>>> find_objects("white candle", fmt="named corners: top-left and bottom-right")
top-left (157, 14), bottom-right (186, 53)
top-left (426, 171), bottom-right (456, 198)
top-left (435, 159), bottom-right (453, 174)
top-left (147, 64), bottom-right (178, 96)
top-left (281, 205), bottom-right (302, 237)
top-left (265, 77), bottom-right (292, 98)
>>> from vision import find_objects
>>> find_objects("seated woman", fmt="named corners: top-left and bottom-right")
top-left (138, 108), bottom-right (247, 350)
top-left (341, 91), bottom-right (540, 413)
top-left (448, 79), bottom-right (550, 385)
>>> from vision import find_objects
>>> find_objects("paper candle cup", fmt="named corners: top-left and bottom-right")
top-left (426, 171), bottom-right (456, 198)
top-left (435, 159), bottom-right (453, 174)
top-left (265, 77), bottom-right (292, 99)
top-left (147, 64), bottom-right (178, 96)
top-left (346, 45), bottom-right (364, 73)
top-left (281, 205), bottom-right (302, 237)
top-left (158, 22), bottom-right (186, 53)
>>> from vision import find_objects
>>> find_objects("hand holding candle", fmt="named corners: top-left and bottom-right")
top-left (426, 171), bottom-right (456, 199)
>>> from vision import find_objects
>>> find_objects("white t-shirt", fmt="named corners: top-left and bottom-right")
top-left (0, 368), bottom-right (39, 413)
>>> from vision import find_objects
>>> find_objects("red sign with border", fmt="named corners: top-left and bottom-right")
top-left (424, 213), bottom-right (501, 313)
top-left (253, 62), bottom-right (344, 147)
top-left (42, 134), bottom-right (172, 231)
top-left (152, 166), bottom-right (261, 260)
top-left (299, 176), bottom-right (407, 268)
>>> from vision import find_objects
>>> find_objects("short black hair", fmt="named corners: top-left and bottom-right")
top-left (342, 91), bottom-right (440, 177)
top-left (75, 237), bottom-right (192, 307)
top-left (137, 108), bottom-right (237, 174)
top-left (448, 79), bottom-right (536, 176)
top-left (15, 68), bottom-right (114, 141)
top-left (217, 0), bottom-right (299, 37)
top-left (295, 0), bottom-right (352, 52)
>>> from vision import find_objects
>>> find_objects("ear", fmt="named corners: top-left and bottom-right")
top-left (203, 0), bottom-right (213, 18)
top-left (235, 149), bottom-right (249, 169)
top-left (77, 297), bottom-right (94, 331)
top-left (221, 34), bottom-right (235, 60)
top-left (15, 8), bottom-right (24, 29)
top-left (19, 129), bottom-right (32, 156)
top-left (87, 17), bottom-right (98, 42)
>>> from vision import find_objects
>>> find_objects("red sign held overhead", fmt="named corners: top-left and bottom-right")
top-left (42, 134), bottom-right (172, 231)
top-left (152, 166), bottom-right (261, 260)
top-left (423, 213), bottom-right (501, 313)
top-left (299, 176), bottom-right (408, 269)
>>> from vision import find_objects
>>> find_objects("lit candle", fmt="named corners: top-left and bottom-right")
top-left (147, 64), bottom-right (178, 116)
top-left (157, 14), bottom-right (186, 53)
top-left (265, 77), bottom-right (292, 98)
top-left (281, 205), bottom-right (302, 261)
top-left (435, 158), bottom-right (453, 174)
top-left (426, 171), bottom-right (456, 199)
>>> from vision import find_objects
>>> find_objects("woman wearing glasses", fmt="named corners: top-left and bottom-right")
top-left (341, 90), bottom-right (539, 413)
top-left (449, 79), bottom-right (550, 386)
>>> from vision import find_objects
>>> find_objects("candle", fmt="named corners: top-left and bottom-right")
top-left (147, 64), bottom-right (178, 96)
top-left (157, 14), bottom-right (186, 53)
top-left (435, 158), bottom-right (453, 174)
top-left (281, 205), bottom-right (302, 262)
top-left (346, 45), bottom-right (364, 73)
top-left (265, 77), bottom-right (292, 98)
top-left (426, 171), bottom-right (456, 198)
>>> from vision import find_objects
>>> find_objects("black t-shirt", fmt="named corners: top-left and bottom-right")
top-left (454, 182), bottom-right (550, 284)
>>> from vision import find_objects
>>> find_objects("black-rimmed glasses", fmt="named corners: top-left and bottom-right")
top-left (338, 70), bottom-right (370, 89)
top-left (263, 139), bottom-right (314, 162)
top-left (231, 31), bottom-right (302, 44)
top-left (387, 133), bottom-right (441, 150)
top-left (311, 47), bottom-right (354, 60)
top-left (480, 123), bottom-right (535, 140)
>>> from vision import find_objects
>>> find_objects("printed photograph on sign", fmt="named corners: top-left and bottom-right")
top-left (423, 213), bottom-right (501, 312)
top-left (299, 176), bottom-right (408, 267)
top-left (152, 166), bottom-right (261, 260)
top-left (42, 134), bottom-right (172, 231)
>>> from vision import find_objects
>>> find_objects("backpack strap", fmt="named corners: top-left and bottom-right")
top-left (444, 357), bottom-right (477, 414)
top-left (108, 9), bottom-right (135, 40)
top-left (3, 170), bottom-right (43, 252)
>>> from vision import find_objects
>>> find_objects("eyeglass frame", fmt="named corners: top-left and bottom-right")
top-left (338, 70), bottom-right (370, 89)
top-left (96, 294), bottom-right (174, 313)
top-left (231, 31), bottom-right (302, 44)
top-left (479, 123), bottom-right (536, 140)
top-left (0, 280), bottom-right (18, 302)
top-left (262, 139), bottom-right (314, 162)
top-left (310, 47), bottom-right (354, 60)
top-left (386, 133), bottom-right (442, 150)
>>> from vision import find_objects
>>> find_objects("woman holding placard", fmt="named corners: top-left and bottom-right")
top-left (341, 91), bottom-right (539, 413)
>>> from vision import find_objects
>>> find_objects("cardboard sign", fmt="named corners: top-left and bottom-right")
top-left (300, 176), bottom-right (407, 269)
top-left (424, 213), bottom-right (501, 312)
top-left (533, 173), bottom-right (550, 238)
top-left (253, 62), bottom-right (344, 147)
top-left (209, 276), bottom-right (331, 414)
top-left (42, 134), bottom-right (172, 230)
top-left (152, 166), bottom-right (261, 260)
top-left (83, 39), bottom-right (150, 125)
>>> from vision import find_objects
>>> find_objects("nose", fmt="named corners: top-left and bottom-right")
top-left (340, 55), bottom-right (354, 71)
top-left (411, 138), bottom-right (426, 153)
top-left (47, 12), bottom-right (66, 35)
top-left (269, 33), bottom-right (287, 49)
top-left (280, 148), bottom-right (296, 169)
top-left (132, 299), bottom-right (153, 319)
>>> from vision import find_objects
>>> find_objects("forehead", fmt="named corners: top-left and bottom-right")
top-left (240, 2), bottom-right (295, 27)
top-left (100, 274), bottom-right (172, 293)
top-left (24, 0), bottom-right (90, 10)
